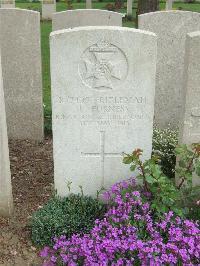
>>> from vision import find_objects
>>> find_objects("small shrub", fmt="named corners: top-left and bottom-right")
top-left (178, 186), bottom-right (200, 221)
top-left (31, 194), bottom-right (106, 247)
top-left (105, 3), bottom-right (115, 11)
top-left (152, 126), bottom-right (178, 178)
top-left (126, 14), bottom-right (133, 21)
top-left (184, 0), bottom-right (196, 3)
top-left (66, 0), bottom-right (73, 9)
top-left (105, 0), bottom-right (124, 11)
top-left (114, 0), bottom-right (124, 10)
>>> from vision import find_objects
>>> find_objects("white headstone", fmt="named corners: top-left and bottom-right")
top-left (0, 52), bottom-right (13, 217)
top-left (86, 0), bottom-right (92, 9)
top-left (179, 31), bottom-right (200, 186)
top-left (42, 0), bottom-right (56, 20)
top-left (52, 9), bottom-right (123, 31)
top-left (127, 0), bottom-right (133, 17)
top-left (50, 26), bottom-right (157, 196)
top-left (166, 0), bottom-right (173, 10)
top-left (139, 11), bottom-right (200, 128)
top-left (0, 9), bottom-right (43, 140)
top-left (1, 0), bottom-right (15, 8)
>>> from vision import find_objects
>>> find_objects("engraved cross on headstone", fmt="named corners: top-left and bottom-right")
top-left (81, 131), bottom-right (122, 187)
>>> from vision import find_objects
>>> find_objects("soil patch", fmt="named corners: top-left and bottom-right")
top-left (0, 137), bottom-right (53, 266)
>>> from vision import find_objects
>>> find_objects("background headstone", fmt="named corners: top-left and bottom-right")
top-left (0, 52), bottom-right (13, 217)
top-left (139, 11), bottom-right (200, 128)
top-left (86, 0), bottom-right (92, 9)
top-left (166, 0), bottom-right (173, 10)
top-left (127, 0), bottom-right (133, 17)
top-left (0, 9), bottom-right (43, 140)
top-left (52, 10), bottom-right (123, 31)
top-left (42, 0), bottom-right (56, 20)
top-left (50, 26), bottom-right (157, 196)
top-left (179, 31), bottom-right (200, 186)
top-left (1, 0), bottom-right (15, 8)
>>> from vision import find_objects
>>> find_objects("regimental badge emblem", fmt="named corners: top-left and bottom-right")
top-left (79, 40), bottom-right (128, 90)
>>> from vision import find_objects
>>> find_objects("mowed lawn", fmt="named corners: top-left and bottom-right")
top-left (16, 1), bottom-right (200, 130)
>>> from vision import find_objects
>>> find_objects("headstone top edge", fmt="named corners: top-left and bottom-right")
top-left (53, 9), bottom-right (124, 17)
top-left (50, 26), bottom-right (157, 38)
top-left (0, 8), bottom-right (40, 15)
top-left (139, 10), bottom-right (200, 18)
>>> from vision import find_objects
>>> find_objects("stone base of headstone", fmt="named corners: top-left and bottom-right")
top-left (42, 4), bottom-right (56, 20)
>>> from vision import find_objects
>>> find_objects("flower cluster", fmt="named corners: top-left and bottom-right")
top-left (40, 178), bottom-right (200, 266)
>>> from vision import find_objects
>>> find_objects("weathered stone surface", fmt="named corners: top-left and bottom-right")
top-left (52, 10), bottom-right (123, 31)
top-left (0, 52), bottom-right (13, 217)
top-left (139, 11), bottom-right (200, 128)
top-left (42, 0), bottom-right (56, 20)
top-left (127, 0), bottom-right (133, 17)
top-left (50, 26), bottom-right (157, 196)
top-left (86, 0), bottom-right (92, 9)
top-left (0, 9), bottom-right (43, 140)
top-left (179, 31), bottom-right (200, 186)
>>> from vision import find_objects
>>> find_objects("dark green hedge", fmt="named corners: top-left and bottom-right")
top-left (31, 194), bottom-right (106, 247)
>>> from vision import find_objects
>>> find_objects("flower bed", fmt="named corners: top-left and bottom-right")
top-left (40, 178), bottom-right (200, 266)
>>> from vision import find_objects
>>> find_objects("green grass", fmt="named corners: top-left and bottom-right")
top-left (16, 1), bottom-right (200, 132)
top-left (41, 21), bottom-right (52, 131)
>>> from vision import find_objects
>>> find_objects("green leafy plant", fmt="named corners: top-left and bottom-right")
top-left (123, 143), bottom-right (200, 218)
top-left (175, 143), bottom-right (200, 220)
top-left (176, 143), bottom-right (200, 188)
top-left (31, 194), bottom-right (106, 247)
top-left (178, 185), bottom-right (200, 221)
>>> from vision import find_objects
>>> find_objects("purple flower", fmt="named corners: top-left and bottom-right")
top-left (40, 177), bottom-right (200, 266)
top-left (40, 247), bottom-right (50, 257)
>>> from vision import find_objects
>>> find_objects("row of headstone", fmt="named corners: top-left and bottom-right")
top-left (52, 9), bottom-right (200, 131)
top-left (50, 10), bottom-right (200, 196)
top-left (0, 8), bottom-right (124, 144)
top-left (41, 0), bottom-right (132, 20)
top-left (0, 8), bottom-right (128, 217)
top-left (0, 9), bottom-right (200, 216)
